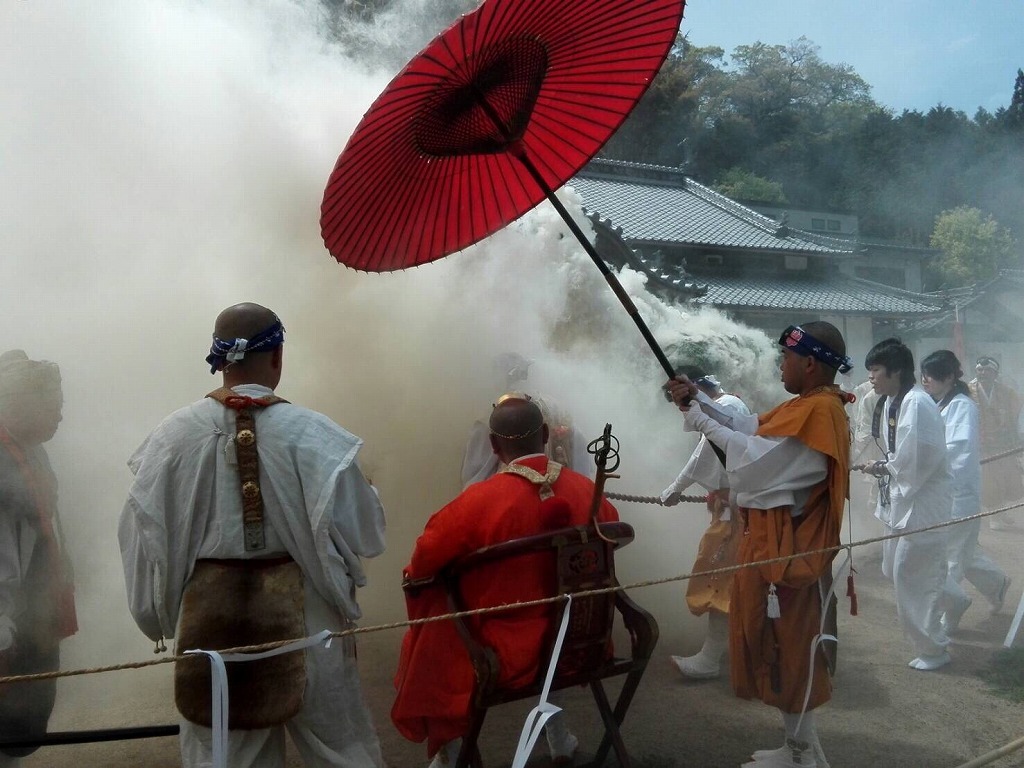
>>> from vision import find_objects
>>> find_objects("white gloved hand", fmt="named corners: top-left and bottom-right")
top-left (684, 402), bottom-right (735, 453)
top-left (660, 488), bottom-right (682, 506)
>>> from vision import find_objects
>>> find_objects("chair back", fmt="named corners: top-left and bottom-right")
top-left (443, 521), bottom-right (635, 690)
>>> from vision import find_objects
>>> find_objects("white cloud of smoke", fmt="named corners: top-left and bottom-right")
top-left (2, 0), bottom-right (783, 729)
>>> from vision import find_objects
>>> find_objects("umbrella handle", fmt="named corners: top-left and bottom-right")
top-left (469, 93), bottom-right (680, 389)
top-left (511, 148), bottom-right (677, 382)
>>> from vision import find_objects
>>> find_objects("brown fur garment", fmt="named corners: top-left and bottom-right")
top-left (175, 559), bottom-right (306, 730)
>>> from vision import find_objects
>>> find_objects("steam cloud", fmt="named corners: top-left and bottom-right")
top-left (2, 0), bottom-right (783, 739)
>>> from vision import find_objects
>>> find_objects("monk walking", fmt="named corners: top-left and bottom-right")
top-left (667, 321), bottom-right (852, 768)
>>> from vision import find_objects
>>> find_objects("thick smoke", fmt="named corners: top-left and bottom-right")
top-left (2, 0), bottom-right (783, 733)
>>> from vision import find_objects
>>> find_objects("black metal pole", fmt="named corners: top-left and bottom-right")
top-left (0, 724), bottom-right (179, 750)
top-left (511, 146), bottom-right (677, 381)
top-left (469, 89), bottom-right (676, 381)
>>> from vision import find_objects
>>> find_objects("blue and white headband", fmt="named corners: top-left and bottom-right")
top-left (778, 325), bottom-right (853, 374)
top-left (205, 319), bottom-right (285, 374)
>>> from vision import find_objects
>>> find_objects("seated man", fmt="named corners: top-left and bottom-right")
top-left (461, 353), bottom-right (593, 488)
top-left (393, 397), bottom-right (618, 767)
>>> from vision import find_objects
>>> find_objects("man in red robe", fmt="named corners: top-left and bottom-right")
top-left (668, 321), bottom-right (852, 768)
top-left (392, 396), bottom-right (617, 767)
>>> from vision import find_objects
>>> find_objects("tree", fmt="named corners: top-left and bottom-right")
top-left (713, 168), bottom-right (788, 204)
top-left (1001, 69), bottom-right (1024, 130)
top-left (929, 206), bottom-right (1015, 287)
top-left (602, 36), bottom-right (729, 166)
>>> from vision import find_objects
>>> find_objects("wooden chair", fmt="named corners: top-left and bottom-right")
top-left (440, 521), bottom-right (658, 768)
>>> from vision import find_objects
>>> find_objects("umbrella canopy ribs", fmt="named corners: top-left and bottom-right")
top-left (321, 0), bottom-right (687, 380)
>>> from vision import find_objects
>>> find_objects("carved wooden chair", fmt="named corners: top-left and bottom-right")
top-left (440, 520), bottom-right (658, 768)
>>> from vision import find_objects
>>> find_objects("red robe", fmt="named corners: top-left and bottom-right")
top-left (391, 456), bottom-right (618, 755)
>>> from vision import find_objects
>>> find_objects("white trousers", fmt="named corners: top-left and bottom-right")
top-left (179, 587), bottom-right (382, 768)
top-left (883, 528), bottom-right (949, 658)
top-left (943, 517), bottom-right (1007, 607)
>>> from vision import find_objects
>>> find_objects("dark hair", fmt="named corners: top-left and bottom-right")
top-left (921, 350), bottom-right (970, 398)
top-left (675, 365), bottom-right (707, 381)
top-left (865, 338), bottom-right (916, 389)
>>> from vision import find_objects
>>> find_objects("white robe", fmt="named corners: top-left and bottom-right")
top-left (939, 393), bottom-right (1007, 607)
top-left (662, 393), bottom-right (751, 518)
top-left (118, 384), bottom-right (386, 768)
top-left (874, 386), bottom-right (951, 659)
top-left (686, 392), bottom-right (827, 515)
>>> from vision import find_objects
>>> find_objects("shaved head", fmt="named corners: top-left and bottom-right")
top-left (489, 397), bottom-right (546, 462)
top-left (213, 302), bottom-right (280, 341)
top-left (211, 302), bottom-right (284, 388)
top-left (801, 321), bottom-right (846, 359)
top-left (800, 320), bottom-right (846, 387)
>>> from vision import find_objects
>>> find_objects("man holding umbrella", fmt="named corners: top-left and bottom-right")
top-left (667, 321), bottom-right (852, 768)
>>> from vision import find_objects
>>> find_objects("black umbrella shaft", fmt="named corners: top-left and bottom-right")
top-left (469, 89), bottom-right (676, 381)
top-left (513, 150), bottom-right (676, 381)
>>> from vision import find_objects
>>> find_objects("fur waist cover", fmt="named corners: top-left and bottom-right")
top-left (175, 557), bottom-right (306, 729)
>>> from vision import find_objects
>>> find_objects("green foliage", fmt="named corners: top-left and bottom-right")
top-left (713, 168), bottom-right (788, 204)
top-left (602, 34), bottom-right (1024, 250)
top-left (1002, 69), bottom-right (1024, 130)
top-left (929, 206), bottom-right (1015, 287)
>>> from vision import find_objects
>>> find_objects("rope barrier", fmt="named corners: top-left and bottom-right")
top-left (605, 491), bottom-right (705, 505)
top-left (0, 497), bottom-right (1020, 687)
top-left (980, 445), bottom-right (1024, 466)
top-left (607, 445), bottom-right (1021, 504)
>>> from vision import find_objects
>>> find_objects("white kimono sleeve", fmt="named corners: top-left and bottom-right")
top-left (884, 394), bottom-right (944, 505)
top-left (117, 507), bottom-right (165, 642)
top-left (684, 401), bottom-right (827, 512)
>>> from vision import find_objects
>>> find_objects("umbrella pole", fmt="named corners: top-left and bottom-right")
top-left (512, 148), bottom-right (676, 380)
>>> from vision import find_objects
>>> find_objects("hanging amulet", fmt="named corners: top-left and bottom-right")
top-left (242, 480), bottom-right (261, 500)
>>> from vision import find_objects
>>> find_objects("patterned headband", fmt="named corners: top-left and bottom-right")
top-left (205, 318), bottom-right (285, 374)
top-left (778, 325), bottom-right (853, 374)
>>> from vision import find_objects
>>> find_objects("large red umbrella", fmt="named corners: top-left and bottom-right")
top-left (321, 0), bottom-right (686, 378)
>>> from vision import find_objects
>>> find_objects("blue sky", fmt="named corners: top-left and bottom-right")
top-left (682, 0), bottom-right (1023, 116)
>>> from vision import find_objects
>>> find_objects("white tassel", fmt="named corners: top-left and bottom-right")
top-left (767, 583), bottom-right (781, 618)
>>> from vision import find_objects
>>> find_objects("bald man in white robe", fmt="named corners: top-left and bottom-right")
top-left (119, 304), bottom-right (386, 768)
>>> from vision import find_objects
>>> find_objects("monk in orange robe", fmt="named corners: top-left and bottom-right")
top-left (392, 396), bottom-right (617, 767)
top-left (667, 320), bottom-right (852, 768)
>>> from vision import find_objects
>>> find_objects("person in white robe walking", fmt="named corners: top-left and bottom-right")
top-left (919, 350), bottom-right (1011, 633)
top-left (857, 338), bottom-right (952, 671)
top-left (661, 371), bottom-right (750, 680)
top-left (119, 303), bottom-right (386, 768)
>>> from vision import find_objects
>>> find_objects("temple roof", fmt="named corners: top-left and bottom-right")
top-left (569, 158), bottom-right (855, 255)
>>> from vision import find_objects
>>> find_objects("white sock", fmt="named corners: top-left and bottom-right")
top-left (701, 610), bottom-right (729, 660)
top-left (782, 711), bottom-right (816, 748)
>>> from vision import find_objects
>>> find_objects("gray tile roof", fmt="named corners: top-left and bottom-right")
top-left (569, 160), bottom-right (855, 255)
top-left (694, 274), bottom-right (944, 315)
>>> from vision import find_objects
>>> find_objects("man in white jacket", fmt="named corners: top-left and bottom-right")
top-left (119, 303), bottom-right (386, 768)
top-left (857, 338), bottom-right (952, 670)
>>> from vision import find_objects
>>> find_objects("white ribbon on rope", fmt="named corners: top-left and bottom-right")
top-left (793, 550), bottom-right (850, 737)
top-left (185, 629), bottom-right (334, 768)
top-left (510, 594), bottom-right (573, 768)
